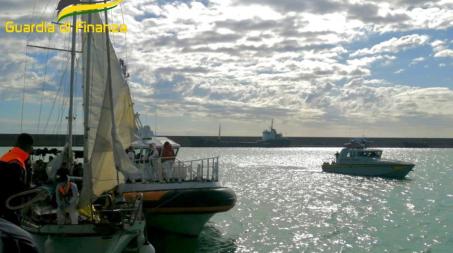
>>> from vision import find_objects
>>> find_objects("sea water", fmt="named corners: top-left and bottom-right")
top-left (2, 147), bottom-right (452, 252)
top-left (176, 148), bottom-right (453, 253)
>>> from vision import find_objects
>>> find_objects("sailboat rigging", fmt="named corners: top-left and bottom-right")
top-left (6, 2), bottom-right (154, 253)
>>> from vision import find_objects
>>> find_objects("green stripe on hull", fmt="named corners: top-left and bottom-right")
top-left (145, 213), bottom-right (214, 236)
top-left (322, 163), bottom-right (414, 179)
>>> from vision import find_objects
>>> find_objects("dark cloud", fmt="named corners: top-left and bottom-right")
top-left (154, 66), bottom-right (209, 74)
top-left (234, 0), bottom-right (344, 14)
top-left (215, 18), bottom-right (282, 32)
top-left (235, 0), bottom-right (410, 24)
top-left (155, 0), bottom-right (209, 7)
top-left (150, 30), bottom-right (242, 49)
top-left (347, 3), bottom-right (409, 24)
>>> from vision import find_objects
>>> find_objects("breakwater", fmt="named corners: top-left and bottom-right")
top-left (1, 134), bottom-right (453, 148)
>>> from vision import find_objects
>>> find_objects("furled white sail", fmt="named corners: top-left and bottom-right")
top-left (46, 144), bottom-right (68, 181)
top-left (80, 13), bottom-right (139, 206)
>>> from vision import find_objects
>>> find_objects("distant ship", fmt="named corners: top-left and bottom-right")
top-left (202, 120), bottom-right (291, 147)
top-left (256, 119), bottom-right (291, 147)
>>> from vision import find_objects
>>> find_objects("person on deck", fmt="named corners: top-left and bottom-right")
top-left (55, 167), bottom-right (79, 225)
top-left (148, 143), bottom-right (160, 181)
top-left (161, 142), bottom-right (175, 181)
top-left (0, 133), bottom-right (34, 225)
top-left (126, 146), bottom-right (135, 162)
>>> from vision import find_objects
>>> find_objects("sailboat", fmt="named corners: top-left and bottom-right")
top-left (6, 4), bottom-right (154, 253)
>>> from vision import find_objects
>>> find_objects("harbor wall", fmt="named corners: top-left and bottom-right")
top-left (1, 134), bottom-right (453, 148)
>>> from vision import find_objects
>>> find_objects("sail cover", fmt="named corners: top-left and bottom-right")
top-left (80, 13), bottom-right (139, 206)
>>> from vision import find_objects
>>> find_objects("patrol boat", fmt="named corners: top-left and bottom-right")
top-left (7, 6), bottom-right (154, 253)
top-left (322, 139), bottom-right (415, 179)
top-left (119, 122), bottom-right (236, 236)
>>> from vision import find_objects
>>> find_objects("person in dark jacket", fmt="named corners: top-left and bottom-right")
top-left (0, 133), bottom-right (34, 225)
top-left (0, 218), bottom-right (39, 253)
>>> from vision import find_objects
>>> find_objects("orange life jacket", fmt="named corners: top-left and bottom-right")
top-left (58, 182), bottom-right (72, 197)
top-left (0, 147), bottom-right (29, 170)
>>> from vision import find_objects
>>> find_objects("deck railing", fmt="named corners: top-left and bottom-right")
top-left (133, 156), bottom-right (219, 183)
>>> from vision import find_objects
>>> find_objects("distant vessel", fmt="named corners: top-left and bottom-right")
top-left (322, 138), bottom-right (414, 179)
top-left (256, 120), bottom-right (291, 147)
top-left (198, 120), bottom-right (291, 147)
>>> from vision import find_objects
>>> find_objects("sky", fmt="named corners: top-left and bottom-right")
top-left (0, 0), bottom-right (452, 137)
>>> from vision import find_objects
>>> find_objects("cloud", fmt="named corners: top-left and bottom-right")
top-left (332, 78), bottom-right (453, 122)
top-left (351, 34), bottom-right (430, 57)
top-left (410, 56), bottom-right (425, 65)
top-left (347, 3), bottom-right (409, 24)
top-left (431, 39), bottom-right (453, 58)
top-left (233, 0), bottom-right (344, 14)
top-left (0, 0), bottom-right (453, 136)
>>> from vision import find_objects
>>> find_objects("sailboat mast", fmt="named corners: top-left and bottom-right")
top-left (67, 14), bottom-right (77, 171)
top-left (83, 6), bottom-right (93, 172)
top-left (103, 4), bottom-right (120, 183)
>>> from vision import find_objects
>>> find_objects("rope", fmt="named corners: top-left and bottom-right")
top-left (36, 36), bottom-right (53, 134)
top-left (6, 187), bottom-right (50, 211)
top-left (119, 2), bottom-right (128, 62)
top-left (20, 46), bottom-right (28, 132)
top-left (20, 0), bottom-right (42, 132)
top-left (43, 47), bottom-right (71, 134)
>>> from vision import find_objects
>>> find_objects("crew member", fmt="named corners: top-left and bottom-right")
top-left (55, 167), bottom-right (79, 225)
top-left (126, 146), bottom-right (135, 162)
top-left (0, 133), bottom-right (34, 224)
top-left (148, 143), bottom-right (160, 181)
top-left (161, 142), bottom-right (175, 181)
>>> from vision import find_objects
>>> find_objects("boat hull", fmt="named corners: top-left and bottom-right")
top-left (322, 162), bottom-right (414, 179)
top-left (24, 222), bottom-right (154, 253)
top-left (121, 184), bottom-right (236, 236)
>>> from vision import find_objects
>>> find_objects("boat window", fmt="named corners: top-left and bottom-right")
top-left (358, 151), bottom-right (381, 158)
top-left (133, 148), bottom-right (148, 162)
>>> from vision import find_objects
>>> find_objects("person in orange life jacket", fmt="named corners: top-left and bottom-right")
top-left (0, 133), bottom-right (34, 225)
top-left (55, 167), bottom-right (79, 225)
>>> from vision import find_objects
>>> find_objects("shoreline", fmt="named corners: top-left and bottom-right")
top-left (1, 134), bottom-right (453, 148)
